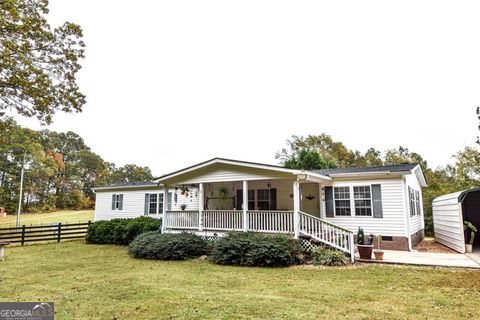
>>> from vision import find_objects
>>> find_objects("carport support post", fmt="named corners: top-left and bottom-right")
top-left (198, 183), bottom-right (204, 231)
top-left (243, 180), bottom-right (248, 232)
top-left (293, 180), bottom-right (300, 239)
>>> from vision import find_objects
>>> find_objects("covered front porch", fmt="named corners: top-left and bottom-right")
top-left (156, 158), bottom-right (355, 260)
top-left (163, 179), bottom-right (322, 236)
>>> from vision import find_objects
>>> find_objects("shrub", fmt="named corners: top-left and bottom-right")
top-left (128, 232), bottom-right (209, 260)
top-left (312, 247), bottom-right (349, 266)
top-left (210, 232), bottom-right (301, 267)
top-left (85, 216), bottom-right (161, 245)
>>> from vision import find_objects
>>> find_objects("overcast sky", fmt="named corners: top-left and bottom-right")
top-left (15, 0), bottom-right (480, 175)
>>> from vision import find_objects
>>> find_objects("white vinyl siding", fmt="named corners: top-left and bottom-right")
top-left (324, 178), bottom-right (407, 237)
top-left (94, 188), bottom-right (199, 221)
top-left (163, 163), bottom-right (294, 184)
top-left (405, 173), bottom-right (424, 235)
top-left (432, 192), bottom-right (465, 253)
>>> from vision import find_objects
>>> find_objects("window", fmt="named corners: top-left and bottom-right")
top-left (353, 186), bottom-right (372, 216)
top-left (415, 190), bottom-right (421, 216)
top-left (256, 189), bottom-right (270, 210)
top-left (158, 193), bottom-right (164, 213)
top-left (113, 194), bottom-right (123, 210)
top-left (248, 190), bottom-right (255, 210)
top-left (334, 186), bottom-right (351, 216)
top-left (148, 194), bottom-right (157, 214)
top-left (409, 187), bottom-right (416, 216)
top-left (145, 193), bottom-right (164, 215)
top-left (168, 192), bottom-right (173, 211)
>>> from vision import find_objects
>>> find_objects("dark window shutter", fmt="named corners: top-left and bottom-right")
top-left (111, 194), bottom-right (116, 210)
top-left (118, 194), bottom-right (123, 210)
top-left (325, 187), bottom-right (334, 217)
top-left (236, 190), bottom-right (243, 210)
top-left (269, 188), bottom-right (277, 210)
top-left (372, 184), bottom-right (383, 218)
top-left (144, 193), bottom-right (149, 215)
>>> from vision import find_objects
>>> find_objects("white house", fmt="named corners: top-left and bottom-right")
top-left (94, 158), bottom-right (427, 258)
top-left (93, 182), bottom-right (199, 221)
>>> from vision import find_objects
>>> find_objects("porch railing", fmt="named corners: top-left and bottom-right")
top-left (164, 210), bottom-right (199, 230)
top-left (299, 211), bottom-right (354, 260)
top-left (248, 210), bottom-right (294, 234)
top-left (163, 209), bottom-right (354, 262)
top-left (203, 210), bottom-right (243, 231)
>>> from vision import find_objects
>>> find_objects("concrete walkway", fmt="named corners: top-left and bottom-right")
top-left (466, 251), bottom-right (480, 265)
top-left (357, 250), bottom-right (480, 268)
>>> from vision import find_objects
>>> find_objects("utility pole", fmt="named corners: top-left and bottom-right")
top-left (16, 153), bottom-right (25, 228)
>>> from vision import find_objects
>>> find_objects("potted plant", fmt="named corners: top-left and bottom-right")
top-left (373, 234), bottom-right (384, 260)
top-left (357, 227), bottom-right (374, 259)
top-left (180, 186), bottom-right (189, 196)
top-left (464, 220), bottom-right (477, 253)
top-left (180, 204), bottom-right (187, 211)
top-left (217, 186), bottom-right (229, 200)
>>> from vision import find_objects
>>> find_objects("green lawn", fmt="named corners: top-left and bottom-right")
top-left (0, 241), bottom-right (479, 319)
top-left (0, 210), bottom-right (94, 227)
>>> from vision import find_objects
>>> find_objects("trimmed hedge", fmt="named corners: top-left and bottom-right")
top-left (128, 232), bottom-right (209, 260)
top-left (312, 247), bottom-right (349, 266)
top-left (210, 232), bottom-right (302, 267)
top-left (85, 216), bottom-right (162, 245)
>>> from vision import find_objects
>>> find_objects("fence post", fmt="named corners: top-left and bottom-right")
top-left (21, 225), bottom-right (26, 246)
top-left (57, 223), bottom-right (62, 243)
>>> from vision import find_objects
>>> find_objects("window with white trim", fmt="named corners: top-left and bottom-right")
top-left (334, 186), bottom-right (351, 216)
top-left (353, 186), bottom-right (372, 216)
top-left (113, 194), bottom-right (123, 210)
top-left (415, 190), bottom-right (421, 216)
top-left (168, 192), bottom-right (173, 211)
top-left (158, 193), bottom-right (164, 213)
top-left (408, 187), bottom-right (416, 216)
top-left (148, 194), bottom-right (158, 214)
top-left (146, 193), bottom-right (164, 214)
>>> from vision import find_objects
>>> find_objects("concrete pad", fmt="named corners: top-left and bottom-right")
top-left (357, 250), bottom-right (480, 268)
top-left (466, 251), bottom-right (480, 265)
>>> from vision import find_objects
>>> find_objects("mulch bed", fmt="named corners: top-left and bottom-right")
top-left (414, 238), bottom-right (458, 254)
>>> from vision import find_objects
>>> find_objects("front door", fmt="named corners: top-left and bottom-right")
top-left (301, 183), bottom-right (320, 217)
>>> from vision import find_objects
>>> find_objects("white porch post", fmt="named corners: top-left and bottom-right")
top-left (243, 180), bottom-right (248, 232)
top-left (198, 183), bottom-right (204, 231)
top-left (293, 180), bottom-right (300, 238)
top-left (162, 185), bottom-right (169, 233)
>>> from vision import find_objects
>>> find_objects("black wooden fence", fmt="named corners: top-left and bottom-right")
top-left (0, 221), bottom-right (92, 245)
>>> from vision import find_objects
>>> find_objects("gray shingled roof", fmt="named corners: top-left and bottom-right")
top-left (94, 181), bottom-right (159, 190)
top-left (311, 163), bottom-right (418, 176)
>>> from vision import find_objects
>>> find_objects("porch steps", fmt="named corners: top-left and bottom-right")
top-left (298, 211), bottom-right (355, 262)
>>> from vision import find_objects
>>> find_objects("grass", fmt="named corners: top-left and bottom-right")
top-left (1, 241), bottom-right (479, 319)
top-left (0, 210), bottom-right (94, 227)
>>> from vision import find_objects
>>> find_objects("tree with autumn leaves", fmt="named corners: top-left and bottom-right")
top-left (0, 117), bottom-right (154, 213)
top-left (0, 0), bottom-right (86, 124)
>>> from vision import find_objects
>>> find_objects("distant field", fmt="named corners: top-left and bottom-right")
top-left (0, 210), bottom-right (94, 227)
